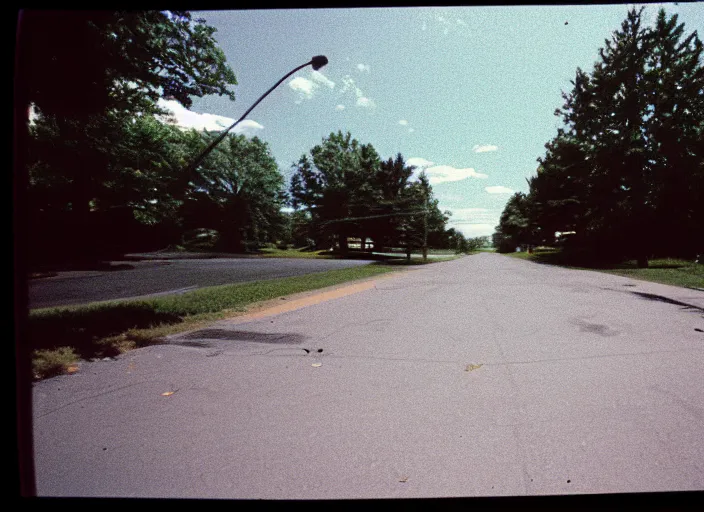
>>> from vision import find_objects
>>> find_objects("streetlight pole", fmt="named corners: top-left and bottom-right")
top-left (422, 184), bottom-right (429, 262)
top-left (181, 55), bottom-right (328, 185)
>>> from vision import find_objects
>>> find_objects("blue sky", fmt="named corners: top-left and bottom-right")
top-left (157, 4), bottom-right (704, 238)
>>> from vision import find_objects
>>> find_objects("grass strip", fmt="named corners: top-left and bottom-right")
top-left (504, 250), bottom-right (704, 289)
top-left (29, 263), bottom-right (400, 380)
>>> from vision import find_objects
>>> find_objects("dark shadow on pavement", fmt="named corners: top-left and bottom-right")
top-left (630, 291), bottom-right (704, 313)
top-left (179, 329), bottom-right (307, 344)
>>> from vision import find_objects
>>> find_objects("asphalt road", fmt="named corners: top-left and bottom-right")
top-left (32, 253), bottom-right (704, 498)
top-left (28, 257), bottom-right (375, 309)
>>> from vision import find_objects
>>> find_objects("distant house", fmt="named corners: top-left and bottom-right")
top-left (347, 237), bottom-right (374, 250)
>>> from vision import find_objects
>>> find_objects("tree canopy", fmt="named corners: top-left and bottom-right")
top-left (495, 7), bottom-right (704, 265)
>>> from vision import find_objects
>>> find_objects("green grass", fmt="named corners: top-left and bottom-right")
top-left (29, 263), bottom-right (402, 380)
top-left (503, 249), bottom-right (704, 289)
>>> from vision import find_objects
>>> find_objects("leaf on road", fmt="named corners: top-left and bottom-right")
top-left (465, 363), bottom-right (483, 372)
top-left (399, 476), bottom-right (409, 483)
top-left (312, 363), bottom-right (322, 367)
top-left (161, 391), bottom-right (175, 396)
top-left (66, 365), bottom-right (79, 374)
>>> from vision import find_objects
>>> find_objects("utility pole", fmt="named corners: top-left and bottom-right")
top-left (422, 191), bottom-right (428, 262)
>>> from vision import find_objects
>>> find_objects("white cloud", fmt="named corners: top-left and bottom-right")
top-left (422, 165), bottom-right (488, 185)
top-left (336, 104), bottom-right (345, 111)
top-left (311, 70), bottom-right (335, 89)
top-left (289, 76), bottom-right (318, 100)
top-left (288, 71), bottom-right (334, 103)
top-left (407, 157), bottom-right (434, 168)
top-left (340, 75), bottom-right (375, 109)
top-left (408, 128), bottom-right (415, 133)
top-left (28, 104), bottom-right (39, 126)
top-left (155, 98), bottom-right (263, 135)
top-left (231, 119), bottom-right (265, 136)
top-left (357, 63), bottom-right (371, 73)
top-left (485, 186), bottom-right (514, 194)
top-left (398, 120), bottom-right (408, 126)
top-left (356, 97), bottom-right (376, 108)
top-left (473, 144), bottom-right (499, 153)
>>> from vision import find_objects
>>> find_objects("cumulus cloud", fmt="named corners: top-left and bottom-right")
top-left (357, 97), bottom-right (375, 108)
top-left (423, 165), bottom-right (488, 185)
top-left (231, 119), bottom-right (265, 136)
top-left (407, 157), bottom-right (434, 168)
top-left (473, 144), bottom-right (499, 153)
top-left (485, 186), bottom-right (514, 194)
top-left (289, 76), bottom-right (317, 101)
top-left (28, 104), bottom-right (39, 126)
top-left (311, 70), bottom-right (335, 89)
top-left (336, 104), bottom-right (345, 111)
top-left (398, 119), bottom-right (408, 126)
top-left (156, 98), bottom-right (263, 135)
top-left (357, 63), bottom-right (371, 73)
top-left (288, 71), bottom-right (335, 103)
top-left (340, 75), bottom-right (375, 109)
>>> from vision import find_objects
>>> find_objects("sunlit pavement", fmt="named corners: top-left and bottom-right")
top-left (32, 253), bottom-right (704, 498)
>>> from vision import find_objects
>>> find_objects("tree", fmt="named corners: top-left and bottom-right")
top-left (19, 10), bottom-right (237, 263)
top-left (644, 9), bottom-right (704, 259)
top-left (290, 131), bottom-right (382, 254)
top-left (527, 6), bottom-right (704, 266)
top-left (366, 153), bottom-right (417, 252)
top-left (180, 133), bottom-right (287, 252)
top-left (280, 209), bottom-right (315, 249)
top-left (529, 133), bottom-right (591, 245)
top-left (494, 192), bottom-right (535, 253)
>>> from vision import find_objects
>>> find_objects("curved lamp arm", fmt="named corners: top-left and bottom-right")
top-left (182, 55), bottom-right (328, 182)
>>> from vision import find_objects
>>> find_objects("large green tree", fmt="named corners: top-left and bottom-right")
top-left (180, 133), bottom-right (287, 252)
top-left (525, 6), bottom-right (704, 266)
top-left (644, 9), bottom-right (704, 259)
top-left (19, 10), bottom-right (237, 263)
top-left (289, 131), bottom-right (382, 253)
top-left (493, 192), bottom-right (535, 253)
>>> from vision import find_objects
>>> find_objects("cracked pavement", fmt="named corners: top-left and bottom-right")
top-left (32, 253), bottom-right (704, 498)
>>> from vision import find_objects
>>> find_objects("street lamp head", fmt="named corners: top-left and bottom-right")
top-left (311, 55), bottom-right (328, 71)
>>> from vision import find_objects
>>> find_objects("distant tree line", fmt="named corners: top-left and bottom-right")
top-left (19, 10), bottom-right (477, 268)
top-left (289, 131), bottom-right (460, 255)
top-left (493, 7), bottom-right (704, 267)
